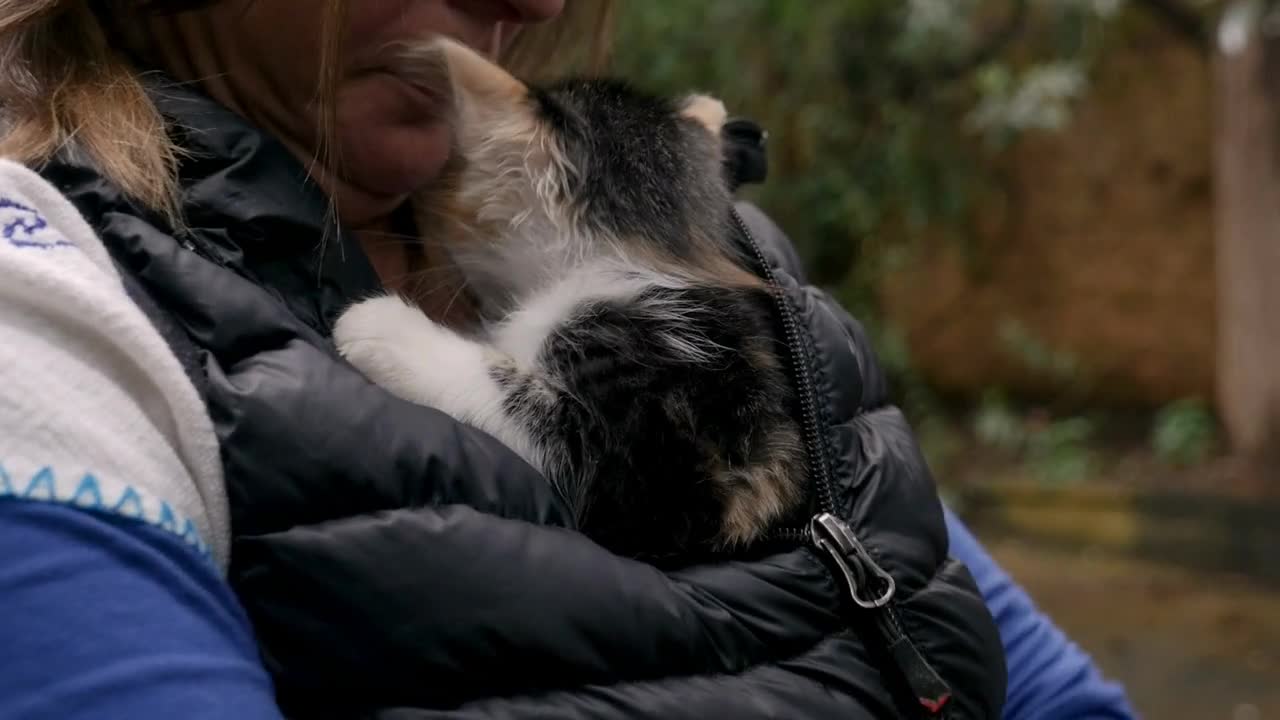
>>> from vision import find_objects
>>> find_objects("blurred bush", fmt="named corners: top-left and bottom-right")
top-left (1152, 398), bottom-right (1218, 467)
top-left (612, 1), bottom-right (1117, 302)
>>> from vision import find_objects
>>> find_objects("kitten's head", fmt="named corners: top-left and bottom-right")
top-left (393, 37), bottom-right (742, 310)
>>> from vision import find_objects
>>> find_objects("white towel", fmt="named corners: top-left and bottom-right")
top-left (0, 159), bottom-right (229, 572)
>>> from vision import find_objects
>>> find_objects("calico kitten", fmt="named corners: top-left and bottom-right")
top-left (333, 37), bottom-right (804, 561)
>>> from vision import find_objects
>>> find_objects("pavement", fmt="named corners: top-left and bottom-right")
top-left (989, 538), bottom-right (1280, 720)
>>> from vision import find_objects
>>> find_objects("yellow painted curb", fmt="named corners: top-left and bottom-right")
top-left (949, 482), bottom-right (1280, 583)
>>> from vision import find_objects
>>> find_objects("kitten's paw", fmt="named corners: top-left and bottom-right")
top-left (332, 294), bottom-right (447, 401)
top-left (333, 293), bottom-right (423, 357)
top-left (334, 293), bottom-right (497, 419)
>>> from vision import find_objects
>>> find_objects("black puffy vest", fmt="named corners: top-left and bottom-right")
top-left (42, 82), bottom-right (1006, 719)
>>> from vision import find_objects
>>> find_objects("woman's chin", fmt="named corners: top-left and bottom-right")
top-left (337, 120), bottom-right (454, 197)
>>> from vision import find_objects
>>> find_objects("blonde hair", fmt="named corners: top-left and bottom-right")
top-left (0, 0), bottom-right (614, 224)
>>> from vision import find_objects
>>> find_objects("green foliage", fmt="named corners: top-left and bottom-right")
top-left (1152, 398), bottom-right (1218, 467)
top-left (966, 392), bottom-right (1222, 484)
top-left (973, 388), bottom-right (1026, 452)
top-left (996, 317), bottom-right (1093, 401)
top-left (1025, 415), bottom-right (1097, 484)
top-left (918, 414), bottom-right (966, 475)
top-left (611, 1), bottom-right (1116, 284)
top-left (971, 389), bottom-right (1097, 484)
top-left (968, 61), bottom-right (1088, 148)
top-left (997, 317), bottom-right (1083, 384)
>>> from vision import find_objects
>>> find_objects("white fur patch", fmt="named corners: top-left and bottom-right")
top-left (490, 263), bottom-right (652, 368)
top-left (680, 94), bottom-right (728, 134)
top-left (332, 294), bottom-right (545, 471)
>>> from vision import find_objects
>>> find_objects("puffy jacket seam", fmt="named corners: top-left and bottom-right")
top-left (240, 511), bottom-right (845, 688)
top-left (847, 409), bottom-right (941, 606)
top-left (451, 627), bottom-right (861, 713)
top-left (844, 404), bottom-right (947, 594)
top-left (670, 544), bottom-right (841, 660)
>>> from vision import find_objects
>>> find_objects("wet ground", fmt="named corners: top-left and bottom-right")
top-left (989, 539), bottom-right (1280, 719)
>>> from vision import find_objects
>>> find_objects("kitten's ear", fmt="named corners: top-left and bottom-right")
top-left (679, 94), bottom-right (728, 135)
top-left (393, 35), bottom-right (528, 120)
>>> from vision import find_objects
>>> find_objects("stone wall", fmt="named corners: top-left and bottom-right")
top-left (880, 17), bottom-right (1215, 407)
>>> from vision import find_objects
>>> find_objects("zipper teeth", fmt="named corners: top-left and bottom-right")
top-left (730, 207), bottom-right (837, 525)
top-left (733, 209), bottom-right (952, 717)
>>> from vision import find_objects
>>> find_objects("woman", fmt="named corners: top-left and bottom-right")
top-left (0, 1), bottom-right (1126, 718)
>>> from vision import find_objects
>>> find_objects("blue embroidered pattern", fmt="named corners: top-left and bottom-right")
top-left (0, 462), bottom-right (212, 562)
top-left (0, 197), bottom-right (73, 249)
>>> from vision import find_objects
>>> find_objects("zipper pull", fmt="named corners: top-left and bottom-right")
top-left (810, 512), bottom-right (896, 608)
top-left (810, 513), bottom-right (953, 716)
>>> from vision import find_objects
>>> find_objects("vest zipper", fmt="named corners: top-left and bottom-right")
top-left (730, 207), bottom-right (953, 717)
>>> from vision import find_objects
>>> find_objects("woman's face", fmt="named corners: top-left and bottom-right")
top-left (152, 0), bottom-right (564, 224)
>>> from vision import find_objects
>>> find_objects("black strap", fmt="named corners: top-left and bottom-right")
top-left (722, 118), bottom-right (769, 192)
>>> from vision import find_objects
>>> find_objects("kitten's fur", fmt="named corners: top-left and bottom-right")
top-left (333, 38), bottom-right (805, 561)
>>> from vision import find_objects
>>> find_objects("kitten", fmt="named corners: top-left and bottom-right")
top-left (333, 37), bottom-right (804, 562)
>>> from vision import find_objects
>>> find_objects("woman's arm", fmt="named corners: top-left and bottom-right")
top-left (0, 502), bottom-right (283, 719)
top-left (0, 160), bottom-right (283, 719)
top-left (944, 507), bottom-right (1138, 720)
